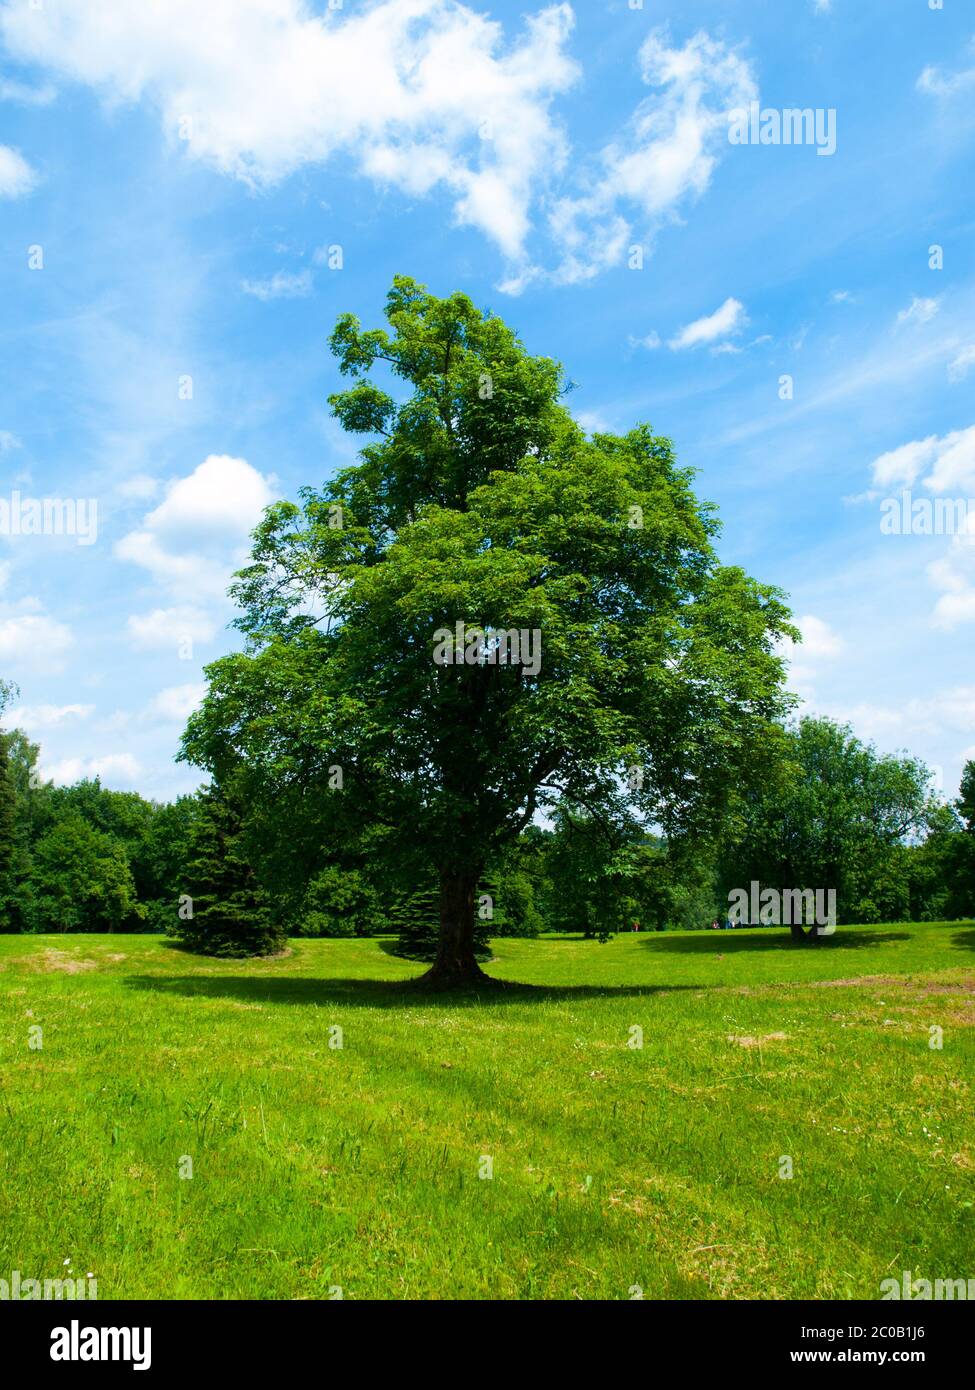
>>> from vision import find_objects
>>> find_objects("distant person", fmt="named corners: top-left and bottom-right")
top-left (724, 915), bottom-right (734, 930)
top-left (631, 920), bottom-right (640, 933)
top-left (710, 918), bottom-right (720, 931)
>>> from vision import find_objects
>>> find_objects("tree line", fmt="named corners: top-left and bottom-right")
top-left (0, 712), bottom-right (971, 955)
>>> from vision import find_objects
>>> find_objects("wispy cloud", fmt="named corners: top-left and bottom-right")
top-left (241, 268), bottom-right (313, 302)
top-left (895, 296), bottom-right (940, 327)
top-left (669, 297), bottom-right (747, 351)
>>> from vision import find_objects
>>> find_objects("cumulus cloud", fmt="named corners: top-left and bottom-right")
top-left (39, 752), bottom-right (142, 787)
top-left (0, 609), bottom-right (74, 673)
top-left (0, 6), bottom-right (757, 279)
top-left (929, 517), bottom-right (975, 630)
top-left (8, 703), bottom-right (94, 731)
top-left (116, 453), bottom-right (275, 603)
top-left (778, 614), bottom-right (843, 702)
top-left (871, 426), bottom-right (975, 494)
top-left (126, 607), bottom-right (219, 651)
top-left (669, 297), bottom-right (747, 351)
top-left (795, 614), bottom-right (844, 659)
top-left (870, 427), bottom-right (975, 630)
top-left (0, 0), bottom-right (578, 262)
top-left (0, 143), bottom-right (37, 197)
top-left (147, 683), bottom-right (206, 722)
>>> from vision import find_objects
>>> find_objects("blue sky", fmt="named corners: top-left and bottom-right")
top-left (0, 0), bottom-right (973, 802)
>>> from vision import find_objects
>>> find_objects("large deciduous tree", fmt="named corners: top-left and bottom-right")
top-left (181, 277), bottom-right (796, 986)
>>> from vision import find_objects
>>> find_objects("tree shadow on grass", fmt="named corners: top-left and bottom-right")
top-left (640, 929), bottom-right (911, 955)
top-left (950, 928), bottom-right (975, 952)
top-left (125, 974), bottom-right (701, 1010)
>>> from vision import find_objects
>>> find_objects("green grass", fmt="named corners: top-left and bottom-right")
top-left (1, 923), bottom-right (973, 1300)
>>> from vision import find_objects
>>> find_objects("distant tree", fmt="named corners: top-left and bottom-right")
top-left (0, 681), bottom-right (19, 929)
top-left (182, 277), bottom-right (796, 986)
top-left (297, 864), bottom-right (385, 938)
top-left (949, 760), bottom-right (975, 917)
top-left (173, 788), bottom-right (283, 957)
top-left (390, 876), bottom-right (493, 962)
top-left (137, 795), bottom-right (202, 930)
top-left (718, 717), bottom-right (936, 937)
top-left (29, 814), bottom-right (145, 933)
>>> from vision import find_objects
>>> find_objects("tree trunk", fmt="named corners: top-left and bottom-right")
top-left (416, 867), bottom-right (494, 989)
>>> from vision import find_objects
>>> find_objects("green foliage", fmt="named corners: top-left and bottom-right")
top-left (171, 788), bottom-right (284, 958)
top-left (28, 814), bottom-right (144, 933)
top-left (717, 716), bottom-right (939, 926)
top-left (181, 277), bottom-right (798, 977)
top-left (389, 880), bottom-right (492, 961)
top-left (297, 865), bottom-right (385, 938)
top-left (0, 732), bottom-right (21, 930)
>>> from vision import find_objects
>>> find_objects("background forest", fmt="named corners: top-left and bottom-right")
top-left (2, 712), bottom-right (972, 956)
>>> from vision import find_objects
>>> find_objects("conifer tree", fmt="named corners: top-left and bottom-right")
top-left (391, 878), bottom-right (493, 961)
top-left (173, 788), bottom-right (284, 957)
top-left (0, 731), bottom-right (19, 930)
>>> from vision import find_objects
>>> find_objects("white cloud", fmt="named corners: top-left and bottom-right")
top-left (549, 29), bottom-right (756, 283)
top-left (832, 690), bottom-right (975, 741)
top-left (242, 268), bottom-right (313, 301)
top-left (0, 143), bottom-right (36, 197)
top-left (116, 453), bottom-right (275, 601)
top-left (669, 296), bottom-right (747, 351)
top-left (917, 47), bottom-right (975, 98)
top-left (795, 615), bottom-right (844, 659)
top-left (147, 683), bottom-right (206, 722)
top-left (870, 427), bottom-right (975, 630)
top-left (627, 331), bottom-right (661, 351)
top-left (871, 426), bottom-right (975, 495)
top-left (0, 611), bottom-right (74, 673)
top-left (0, 0), bottom-right (578, 262)
top-left (895, 295), bottom-right (940, 327)
top-left (116, 473), bottom-right (160, 500)
top-left (8, 702), bottom-right (94, 730)
top-left (143, 454), bottom-right (274, 537)
top-left (126, 606), bottom-right (218, 650)
top-left (924, 427), bottom-right (975, 495)
top-left (778, 614), bottom-right (843, 701)
top-left (830, 289), bottom-right (853, 304)
top-left (929, 515), bottom-right (975, 630)
top-left (0, 430), bottom-right (21, 453)
top-left (870, 434), bottom-right (941, 490)
top-left (39, 752), bottom-right (142, 787)
top-left (948, 346), bottom-right (975, 383)
top-left (0, 76), bottom-right (56, 104)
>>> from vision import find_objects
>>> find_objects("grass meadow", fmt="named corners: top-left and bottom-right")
top-left (1, 924), bottom-right (973, 1300)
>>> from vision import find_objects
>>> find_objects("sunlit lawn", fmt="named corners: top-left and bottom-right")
top-left (1, 923), bottom-right (973, 1299)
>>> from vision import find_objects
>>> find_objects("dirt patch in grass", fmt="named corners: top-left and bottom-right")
top-left (909, 978), bottom-right (975, 997)
top-left (727, 1031), bottom-right (789, 1048)
top-left (29, 949), bottom-right (99, 974)
top-left (809, 974), bottom-right (901, 989)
